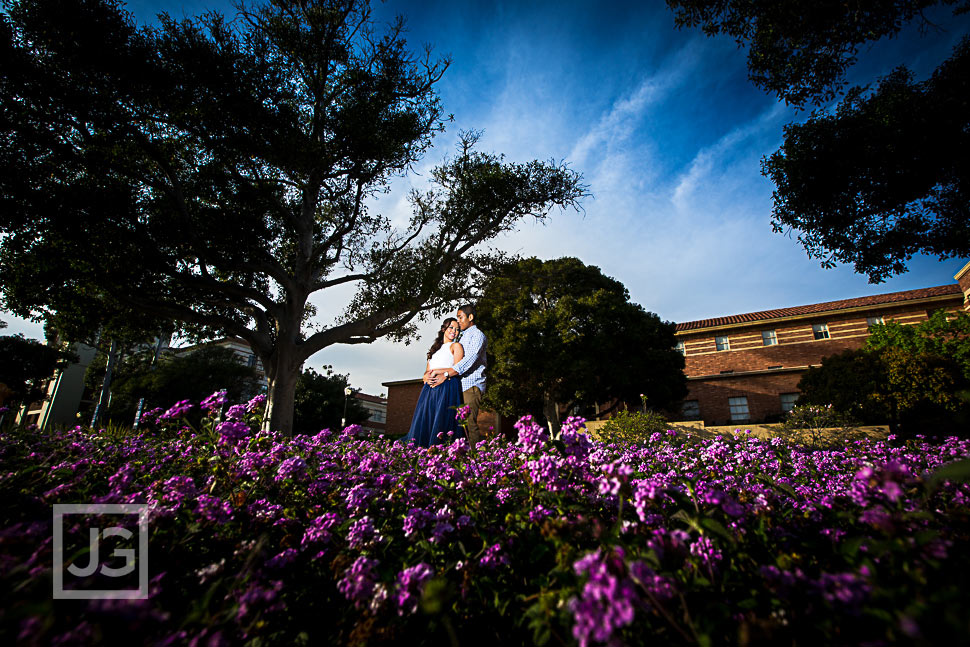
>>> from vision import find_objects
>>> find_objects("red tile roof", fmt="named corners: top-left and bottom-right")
top-left (353, 392), bottom-right (387, 404)
top-left (675, 284), bottom-right (963, 332)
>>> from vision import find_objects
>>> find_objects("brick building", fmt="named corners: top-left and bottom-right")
top-left (675, 263), bottom-right (970, 426)
top-left (352, 391), bottom-right (387, 436)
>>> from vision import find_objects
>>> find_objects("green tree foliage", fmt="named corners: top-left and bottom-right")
top-left (865, 309), bottom-right (970, 376)
top-left (796, 348), bottom-right (891, 424)
top-left (476, 257), bottom-right (686, 430)
top-left (667, 0), bottom-right (970, 282)
top-left (0, 0), bottom-right (586, 434)
top-left (798, 312), bottom-right (970, 433)
top-left (102, 346), bottom-right (262, 425)
top-left (293, 367), bottom-right (369, 435)
top-left (0, 334), bottom-right (77, 406)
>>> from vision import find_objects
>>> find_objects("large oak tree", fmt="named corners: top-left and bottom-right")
top-left (0, 0), bottom-right (586, 433)
top-left (667, 0), bottom-right (970, 282)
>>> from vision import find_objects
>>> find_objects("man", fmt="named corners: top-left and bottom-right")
top-left (430, 304), bottom-right (486, 443)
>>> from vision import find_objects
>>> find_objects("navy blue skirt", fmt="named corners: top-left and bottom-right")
top-left (401, 380), bottom-right (464, 447)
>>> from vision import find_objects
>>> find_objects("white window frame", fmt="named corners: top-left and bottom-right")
top-left (728, 396), bottom-right (749, 422)
top-left (812, 323), bottom-right (830, 340)
top-left (866, 316), bottom-right (885, 328)
top-left (675, 340), bottom-right (686, 356)
top-left (715, 335), bottom-right (730, 351)
top-left (780, 393), bottom-right (799, 413)
top-left (681, 400), bottom-right (700, 420)
top-left (762, 329), bottom-right (778, 346)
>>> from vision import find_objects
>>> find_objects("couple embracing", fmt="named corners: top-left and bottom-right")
top-left (401, 304), bottom-right (486, 448)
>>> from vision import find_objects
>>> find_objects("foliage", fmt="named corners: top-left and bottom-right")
top-left (292, 366), bottom-right (369, 435)
top-left (866, 309), bottom-right (970, 378)
top-left (796, 349), bottom-right (892, 424)
top-left (798, 343), bottom-right (970, 435)
top-left (1, 395), bottom-right (970, 645)
top-left (781, 403), bottom-right (858, 448)
top-left (595, 408), bottom-right (670, 445)
top-left (0, 0), bottom-right (587, 433)
top-left (762, 43), bottom-right (970, 282)
top-left (0, 334), bottom-right (77, 406)
top-left (477, 257), bottom-right (686, 430)
top-left (666, 0), bottom-right (970, 281)
top-left (99, 346), bottom-right (263, 426)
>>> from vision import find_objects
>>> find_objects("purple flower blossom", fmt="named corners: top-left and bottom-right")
top-left (225, 404), bottom-right (248, 421)
top-left (159, 400), bottom-right (194, 420)
top-left (346, 515), bottom-right (382, 549)
top-left (200, 390), bottom-right (228, 412)
top-left (569, 548), bottom-right (642, 647)
top-left (275, 456), bottom-right (308, 482)
top-left (396, 562), bottom-right (434, 614)
top-left (337, 556), bottom-right (379, 608)
top-left (216, 420), bottom-right (251, 444)
top-left (245, 393), bottom-right (267, 412)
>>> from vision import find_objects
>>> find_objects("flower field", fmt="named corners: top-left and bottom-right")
top-left (2, 393), bottom-right (969, 646)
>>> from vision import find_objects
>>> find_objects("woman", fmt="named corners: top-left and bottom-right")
top-left (401, 318), bottom-right (465, 447)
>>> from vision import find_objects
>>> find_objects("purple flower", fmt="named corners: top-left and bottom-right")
top-left (200, 390), bottom-right (228, 412)
top-left (225, 404), bottom-right (248, 421)
top-left (275, 456), bottom-right (308, 482)
top-left (337, 556), bottom-right (379, 608)
top-left (569, 548), bottom-right (642, 647)
top-left (159, 400), bottom-right (194, 421)
top-left (515, 415), bottom-right (549, 454)
top-left (195, 494), bottom-right (232, 524)
top-left (396, 562), bottom-right (434, 614)
top-left (346, 516), bottom-right (383, 549)
top-left (245, 393), bottom-right (267, 412)
top-left (479, 543), bottom-right (509, 569)
top-left (216, 420), bottom-right (252, 443)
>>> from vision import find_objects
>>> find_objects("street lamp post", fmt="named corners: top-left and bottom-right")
top-left (342, 386), bottom-right (352, 428)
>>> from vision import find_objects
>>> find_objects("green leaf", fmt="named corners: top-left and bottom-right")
top-left (926, 458), bottom-right (970, 495)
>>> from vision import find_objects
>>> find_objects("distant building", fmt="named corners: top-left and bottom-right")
top-left (352, 391), bottom-right (388, 435)
top-left (16, 341), bottom-right (99, 430)
top-left (673, 264), bottom-right (970, 426)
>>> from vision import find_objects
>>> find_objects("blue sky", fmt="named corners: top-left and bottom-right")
top-left (4, 1), bottom-right (969, 397)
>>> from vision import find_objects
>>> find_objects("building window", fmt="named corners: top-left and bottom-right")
top-left (866, 316), bottom-right (884, 328)
top-left (247, 354), bottom-right (258, 368)
top-left (715, 335), bottom-right (730, 351)
top-left (812, 323), bottom-right (830, 340)
top-left (674, 341), bottom-right (686, 356)
top-left (728, 396), bottom-right (749, 422)
top-left (780, 393), bottom-right (800, 413)
top-left (681, 400), bottom-right (700, 420)
top-left (762, 329), bottom-right (778, 346)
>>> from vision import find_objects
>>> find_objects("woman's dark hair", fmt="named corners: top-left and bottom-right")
top-left (427, 317), bottom-right (458, 360)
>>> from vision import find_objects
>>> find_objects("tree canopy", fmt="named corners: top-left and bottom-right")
top-left (0, 334), bottom-right (77, 407)
top-left (96, 345), bottom-right (263, 425)
top-left (476, 257), bottom-right (686, 430)
top-left (667, 0), bottom-right (970, 282)
top-left (292, 366), bottom-right (368, 435)
top-left (0, 0), bottom-right (586, 433)
top-left (797, 312), bottom-right (970, 433)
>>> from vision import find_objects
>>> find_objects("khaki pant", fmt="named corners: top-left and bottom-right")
top-left (462, 386), bottom-right (482, 444)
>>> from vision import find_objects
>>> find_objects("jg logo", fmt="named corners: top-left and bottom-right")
top-left (53, 504), bottom-right (149, 600)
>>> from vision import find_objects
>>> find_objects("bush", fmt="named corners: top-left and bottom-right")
top-left (782, 403), bottom-right (858, 448)
top-left (1, 398), bottom-right (969, 645)
top-left (596, 408), bottom-right (670, 445)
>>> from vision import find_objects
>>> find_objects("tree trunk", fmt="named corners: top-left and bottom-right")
top-left (262, 345), bottom-right (303, 435)
top-left (543, 393), bottom-right (561, 436)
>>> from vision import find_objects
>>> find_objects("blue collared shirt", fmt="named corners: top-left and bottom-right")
top-left (453, 325), bottom-right (486, 393)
